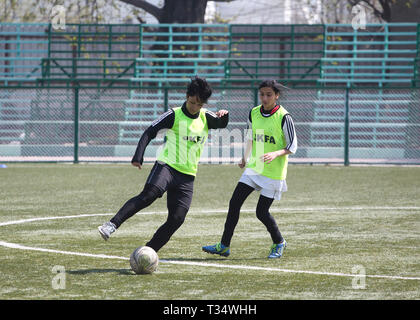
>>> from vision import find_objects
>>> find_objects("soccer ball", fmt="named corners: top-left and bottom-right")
top-left (129, 246), bottom-right (159, 274)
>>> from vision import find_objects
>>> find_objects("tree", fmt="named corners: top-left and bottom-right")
top-left (0, 0), bottom-right (149, 23)
top-left (347, 0), bottom-right (420, 22)
top-left (118, 0), bottom-right (236, 23)
top-left (347, 0), bottom-right (392, 21)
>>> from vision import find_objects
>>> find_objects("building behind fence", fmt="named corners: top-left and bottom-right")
top-left (1, 23), bottom-right (419, 164)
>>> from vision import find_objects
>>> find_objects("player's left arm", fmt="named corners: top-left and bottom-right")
top-left (262, 114), bottom-right (297, 164)
top-left (131, 109), bottom-right (175, 169)
top-left (205, 109), bottom-right (229, 129)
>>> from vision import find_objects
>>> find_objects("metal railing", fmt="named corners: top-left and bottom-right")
top-left (320, 23), bottom-right (418, 87)
top-left (0, 85), bottom-right (419, 165)
top-left (2, 23), bottom-right (419, 88)
top-left (1, 23), bottom-right (420, 165)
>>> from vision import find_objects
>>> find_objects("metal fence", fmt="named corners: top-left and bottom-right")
top-left (1, 23), bottom-right (419, 165)
top-left (2, 23), bottom-right (419, 87)
top-left (1, 85), bottom-right (419, 165)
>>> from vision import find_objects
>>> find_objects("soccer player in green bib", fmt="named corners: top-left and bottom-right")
top-left (203, 80), bottom-right (297, 259)
top-left (98, 77), bottom-right (229, 253)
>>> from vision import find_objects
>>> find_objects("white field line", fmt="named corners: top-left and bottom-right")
top-left (0, 207), bottom-right (420, 280)
top-left (1, 206), bottom-right (419, 228)
top-left (0, 240), bottom-right (419, 281)
top-left (0, 240), bottom-right (127, 260)
top-left (0, 209), bottom-right (419, 281)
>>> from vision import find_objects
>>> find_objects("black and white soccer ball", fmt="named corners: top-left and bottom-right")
top-left (129, 246), bottom-right (159, 274)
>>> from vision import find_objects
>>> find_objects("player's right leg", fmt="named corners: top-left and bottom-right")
top-left (98, 183), bottom-right (162, 240)
top-left (98, 162), bottom-right (170, 241)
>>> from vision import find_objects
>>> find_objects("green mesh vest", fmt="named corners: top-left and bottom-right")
top-left (157, 107), bottom-right (209, 176)
top-left (246, 105), bottom-right (289, 180)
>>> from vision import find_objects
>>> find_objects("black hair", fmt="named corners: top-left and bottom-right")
top-left (187, 76), bottom-right (212, 103)
top-left (258, 79), bottom-right (284, 95)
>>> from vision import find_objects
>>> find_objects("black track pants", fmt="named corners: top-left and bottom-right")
top-left (221, 182), bottom-right (283, 247)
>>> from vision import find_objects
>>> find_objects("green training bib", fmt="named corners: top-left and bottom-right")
top-left (157, 107), bottom-right (209, 176)
top-left (246, 105), bottom-right (289, 180)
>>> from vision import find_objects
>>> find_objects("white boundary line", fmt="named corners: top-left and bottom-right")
top-left (0, 210), bottom-right (419, 281)
top-left (0, 239), bottom-right (419, 281)
top-left (1, 206), bottom-right (419, 228)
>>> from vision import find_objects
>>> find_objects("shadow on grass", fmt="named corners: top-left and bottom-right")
top-left (67, 268), bottom-right (133, 275)
top-left (161, 257), bottom-right (264, 262)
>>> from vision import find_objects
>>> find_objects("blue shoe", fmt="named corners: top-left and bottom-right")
top-left (268, 240), bottom-right (287, 259)
top-left (202, 242), bottom-right (230, 257)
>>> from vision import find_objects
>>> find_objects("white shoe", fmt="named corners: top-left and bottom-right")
top-left (98, 222), bottom-right (116, 241)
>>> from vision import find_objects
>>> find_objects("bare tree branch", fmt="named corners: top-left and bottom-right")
top-left (119, 0), bottom-right (238, 23)
top-left (118, 0), bottom-right (163, 21)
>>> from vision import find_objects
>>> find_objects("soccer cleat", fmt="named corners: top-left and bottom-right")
top-left (98, 221), bottom-right (116, 241)
top-left (268, 240), bottom-right (287, 259)
top-left (202, 242), bottom-right (230, 257)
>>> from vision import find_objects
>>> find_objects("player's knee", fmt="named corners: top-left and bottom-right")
top-left (138, 184), bottom-right (161, 205)
top-left (229, 197), bottom-right (241, 211)
top-left (167, 207), bottom-right (187, 228)
top-left (256, 208), bottom-right (269, 222)
top-left (166, 215), bottom-right (184, 231)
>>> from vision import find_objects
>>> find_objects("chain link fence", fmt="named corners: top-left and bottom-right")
top-left (1, 86), bottom-right (419, 164)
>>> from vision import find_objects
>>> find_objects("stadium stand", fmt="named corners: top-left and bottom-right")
top-left (0, 23), bottom-right (419, 163)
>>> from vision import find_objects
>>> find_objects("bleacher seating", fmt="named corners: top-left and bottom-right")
top-left (0, 90), bottom-right (31, 144)
top-left (311, 90), bottom-right (412, 154)
top-left (318, 23), bottom-right (418, 87)
top-left (310, 24), bottom-right (418, 152)
top-left (0, 23), bottom-right (48, 84)
top-left (0, 23), bottom-right (419, 161)
top-left (120, 24), bottom-right (229, 144)
top-left (1, 23), bottom-right (418, 86)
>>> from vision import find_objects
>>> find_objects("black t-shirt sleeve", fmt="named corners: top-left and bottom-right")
top-left (131, 109), bottom-right (175, 164)
top-left (205, 110), bottom-right (229, 129)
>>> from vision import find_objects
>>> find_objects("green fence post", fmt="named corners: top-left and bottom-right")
top-left (415, 23), bottom-right (420, 87)
top-left (77, 24), bottom-right (81, 57)
top-left (289, 25), bottom-right (295, 80)
top-left (47, 23), bottom-right (52, 78)
top-left (254, 87), bottom-right (259, 107)
top-left (228, 24), bottom-right (232, 58)
top-left (108, 24), bottom-right (112, 58)
top-left (164, 87), bottom-right (169, 112)
top-left (139, 24), bottom-right (143, 58)
top-left (74, 87), bottom-right (79, 164)
top-left (344, 87), bottom-right (350, 166)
